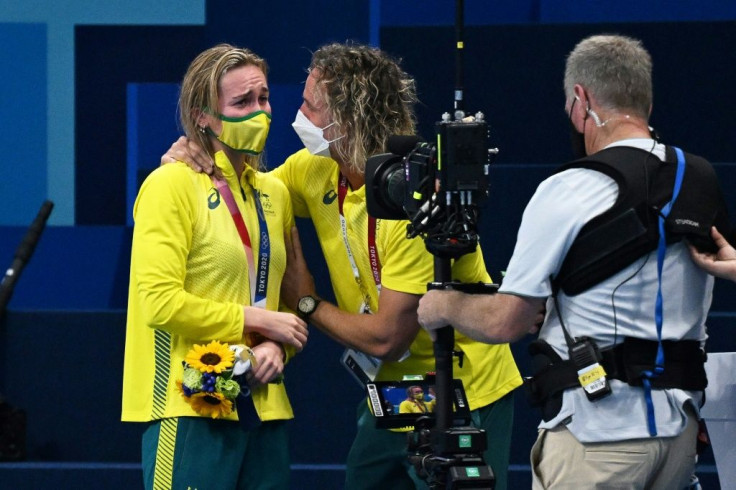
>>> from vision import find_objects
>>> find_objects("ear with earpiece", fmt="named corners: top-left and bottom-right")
top-left (648, 126), bottom-right (660, 141)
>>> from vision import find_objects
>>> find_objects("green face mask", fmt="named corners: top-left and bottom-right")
top-left (413, 393), bottom-right (424, 401)
top-left (208, 110), bottom-right (271, 154)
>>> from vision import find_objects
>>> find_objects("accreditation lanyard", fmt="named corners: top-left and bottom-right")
top-left (337, 174), bottom-right (381, 310)
top-left (640, 145), bottom-right (686, 437)
top-left (213, 176), bottom-right (270, 308)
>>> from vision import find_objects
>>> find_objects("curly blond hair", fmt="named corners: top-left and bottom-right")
top-left (308, 42), bottom-right (418, 173)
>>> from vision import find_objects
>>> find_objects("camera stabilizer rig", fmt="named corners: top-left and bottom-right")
top-left (403, 281), bottom-right (498, 490)
top-left (365, 1), bottom-right (498, 487)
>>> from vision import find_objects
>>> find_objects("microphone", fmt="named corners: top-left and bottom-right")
top-left (0, 200), bottom-right (54, 314)
top-left (387, 134), bottom-right (424, 156)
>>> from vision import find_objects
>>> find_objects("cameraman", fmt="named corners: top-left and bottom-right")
top-left (418, 34), bottom-right (734, 489)
top-left (163, 42), bottom-right (522, 490)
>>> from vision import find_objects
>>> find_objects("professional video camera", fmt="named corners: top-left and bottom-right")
top-left (364, 4), bottom-right (498, 483)
top-left (366, 113), bottom-right (496, 260)
top-left (365, 123), bottom-right (498, 489)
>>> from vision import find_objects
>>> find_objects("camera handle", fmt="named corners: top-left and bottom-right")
top-left (430, 257), bottom-right (456, 432)
top-left (428, 260), bottom-right (499, 433)
top-left (412, 259), bottom-right (496, 490)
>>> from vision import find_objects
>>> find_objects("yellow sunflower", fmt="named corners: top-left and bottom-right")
top-left (187, 391), bottom-right (234, 419)
top-left (185, 340), bottom-right (235, 373)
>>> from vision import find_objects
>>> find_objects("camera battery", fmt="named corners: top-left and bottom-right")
top-left (431, 427), bottom-right (487, 454)
top-left (569, 337), bottom-right (612, 401)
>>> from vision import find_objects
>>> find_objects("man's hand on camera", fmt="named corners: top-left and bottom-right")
top-left (161, 136), bottom-right (215, 175)
top-left (419, 289), bottom-right (545, 344)
top-left (282, 226), bottom-right (317, 311)
top-left (417, 289), bottom-right (454, 341)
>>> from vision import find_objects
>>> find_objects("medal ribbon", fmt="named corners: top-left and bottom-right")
top-left (213, 176), bottom-right (270, 308)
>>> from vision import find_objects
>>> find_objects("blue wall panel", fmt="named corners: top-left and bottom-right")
top-left (540, 1), bottom-right (736, 23)
top-left (380, 0), bottom-right (540, 26)
top-left (0, 226), bottom-right (131, 311)
top-left (1, 312), bottom-right (141, 462)
top-left (264, 83), bottom-right (307, 169)
top-left (0, 23), bottom-right (47, 226)
top-left (205, 0), bottom-right (370, 84)
top-left (382, 22), bottom-right (736, 164)
top-left (75, 25), bottom-right (205, 226)
top-left (380, 0), bottom-right (736, 26)
top-left (126, 83), bottom-right (182, 226)
top-left (1, 3), bottom-right (735, 486)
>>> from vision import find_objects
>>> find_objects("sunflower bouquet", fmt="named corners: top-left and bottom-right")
top-left (177, 340), bottom-right (252, 419)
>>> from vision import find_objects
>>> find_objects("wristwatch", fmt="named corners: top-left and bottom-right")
top-left (297, 295), bottom-right (321, 319)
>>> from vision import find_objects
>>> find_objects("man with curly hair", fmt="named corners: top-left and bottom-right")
top-left (164, 42), bottom-right (522, 490)
top-left (278, 44), bottom-right (521, 489)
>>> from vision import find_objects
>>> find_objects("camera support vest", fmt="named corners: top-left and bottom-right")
top-left (552, 145), bottom-right (733, 296)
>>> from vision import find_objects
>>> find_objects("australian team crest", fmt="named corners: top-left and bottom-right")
top-left (255, 189), bottom-right (275, 215)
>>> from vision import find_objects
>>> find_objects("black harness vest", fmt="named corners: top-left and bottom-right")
top-left (523, 145), bottom-right (732, 419)
top-left (553, 145), bottom-right (733, 296)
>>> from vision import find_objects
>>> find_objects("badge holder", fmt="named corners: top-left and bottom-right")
top-left (341, 348), bottom-right (382, 387)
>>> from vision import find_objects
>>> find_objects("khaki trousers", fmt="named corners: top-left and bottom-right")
top-left (531, 408), bottom-right (698, 489)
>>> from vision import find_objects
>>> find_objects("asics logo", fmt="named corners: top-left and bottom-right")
top-left (208, 188), bottom-right (221, 209)
top-left (323, 190), bottom-right (338, 205)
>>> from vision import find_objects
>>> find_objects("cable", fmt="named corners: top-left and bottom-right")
top-left (609, 140), bottom-right (657, 344)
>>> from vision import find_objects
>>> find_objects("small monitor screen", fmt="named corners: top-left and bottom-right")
top-left (366, 378), bottom-right (470, 429)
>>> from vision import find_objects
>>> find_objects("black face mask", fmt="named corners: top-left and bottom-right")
top-left (568, 97), bottom-right (587, 159)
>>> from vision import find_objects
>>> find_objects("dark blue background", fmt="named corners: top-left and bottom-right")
top-left (2, 2), bottom-right (735, 488)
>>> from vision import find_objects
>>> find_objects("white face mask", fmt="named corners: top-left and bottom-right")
top-left (291, 109), bottom-right (342, 158)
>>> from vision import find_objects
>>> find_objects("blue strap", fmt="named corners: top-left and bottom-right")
top-left (213, 176), bottom-right (271, 308)
top-left (252, 187), bottom-right (270, 306)
top-left (235, 187), bottom-right (271, 430)
top-left (641, 146), bottom-right (686, 436)
top-left (213, 178), bottom-right (271, 430)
